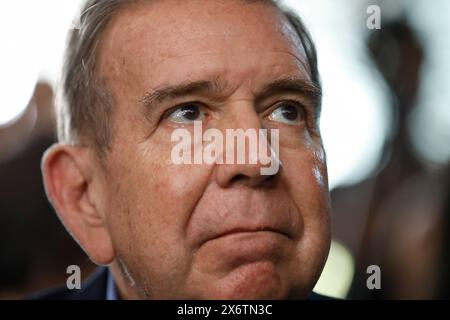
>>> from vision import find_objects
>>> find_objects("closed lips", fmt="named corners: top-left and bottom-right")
top-left (200, 225), bottom-right (293, 247)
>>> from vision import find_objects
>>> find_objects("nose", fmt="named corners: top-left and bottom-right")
top-left (214, 103), bottom-right (281, 189)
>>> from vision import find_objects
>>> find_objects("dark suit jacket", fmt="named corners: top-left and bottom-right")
top-left (29, 267), bottom-right (109, 300)
top-left (30, 267), bottom-right (335, 300)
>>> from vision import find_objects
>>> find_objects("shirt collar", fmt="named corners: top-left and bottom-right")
top-left (106, 270), bottom-right (119, 300)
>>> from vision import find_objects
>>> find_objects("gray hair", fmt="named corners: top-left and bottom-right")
top-left (58, 0), bottom-right (321, 154)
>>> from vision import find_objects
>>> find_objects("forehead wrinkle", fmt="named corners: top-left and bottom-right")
top-left (104, 1), bottom-right (306, 63)
top-left (150, 49), bottom-right (308, 66)
top-left (99, 1), bottom-right (312, 96)
top-left (278, 21), bottom-right (310, 76)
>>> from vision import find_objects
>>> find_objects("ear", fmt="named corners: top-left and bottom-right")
top-left (42, 143), bottom-right (115, 265)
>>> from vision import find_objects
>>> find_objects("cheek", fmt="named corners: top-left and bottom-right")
top-left (103, 141), bottom-right (214, 293)
top-left (108, 128), bottom-right (213, 231)
top-left (281, 146), bottom-right (331, 290)
top-left (281, 145), bottom-right (330, 242)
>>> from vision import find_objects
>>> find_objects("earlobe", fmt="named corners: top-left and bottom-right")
top-left (42, 144), bottom-right (115, 265)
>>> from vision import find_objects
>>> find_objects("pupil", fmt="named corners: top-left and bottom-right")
top-left (181, 106), bottom-right (199, 120)
top-left (282, 106), bottom-right (298, 121)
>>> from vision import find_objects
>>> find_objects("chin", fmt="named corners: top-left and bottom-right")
top-left (207, 261), bottom-right (290, 300)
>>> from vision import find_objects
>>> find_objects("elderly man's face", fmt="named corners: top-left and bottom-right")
top-left (96, 0), bottom-right (330, 299)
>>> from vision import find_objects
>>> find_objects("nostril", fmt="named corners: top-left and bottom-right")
top-left (228, 172), bottom-right (277, 188)
top-left (229, 174), bottom-right (247, 185)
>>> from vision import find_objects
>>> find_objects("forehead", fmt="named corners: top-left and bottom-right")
top-left (99, 0), bottom-right (309, 95)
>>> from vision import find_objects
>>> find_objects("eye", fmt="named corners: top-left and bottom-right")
top-left (268, 102), bottom-right (305, 125)
top-left (167, 104), bottom-right (205, 123)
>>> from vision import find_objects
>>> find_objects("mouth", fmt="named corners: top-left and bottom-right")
top-left (200, 226), bottom-right (292, 248)
top-left (215, 227), bottom-right (290, 239)
top-left (197, 227), bottom-right (292, 270)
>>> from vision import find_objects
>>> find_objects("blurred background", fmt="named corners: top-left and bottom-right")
top-left (0, 0), bottom-right (449, 299)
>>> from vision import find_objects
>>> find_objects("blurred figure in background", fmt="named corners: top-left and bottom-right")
top-left (332, 18), bottom-right (450, 299)
top-left (0, 82), bottom-right (94, 299)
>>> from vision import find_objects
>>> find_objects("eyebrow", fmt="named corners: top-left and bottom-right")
top-left (256, 76), bottom-right (322, 113)
top-left (140, 77), bottom-right (228, 110)
top-left (139, 75), bottom-right (322, 119)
